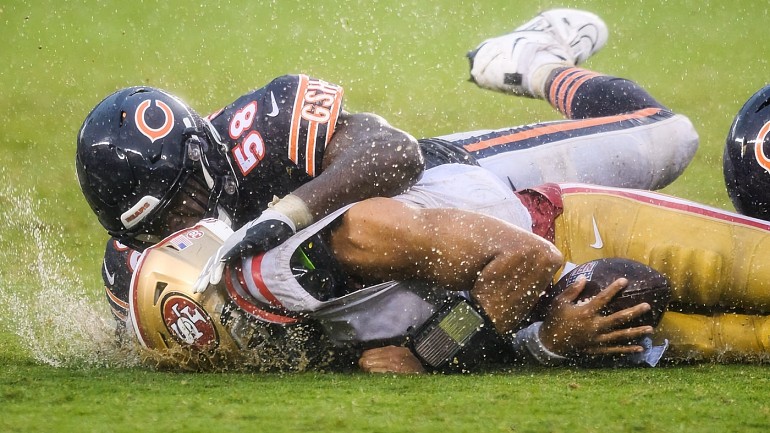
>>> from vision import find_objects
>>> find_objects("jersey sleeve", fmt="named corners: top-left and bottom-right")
top-left (206, 75), bottom-right (346, 222)
top-left (263, 74), bottom-right (345, 178)
top-left (102, 238), bottom-right (142, 324)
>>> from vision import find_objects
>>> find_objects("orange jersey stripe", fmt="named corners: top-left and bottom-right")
top-left (305, 121), bottom-right (318, 177)
top-left (110, 304), bottom-right (128, 322)
top-left (105, 286), bottom-right (128, 309)
top-left (325, 87), bottom-right (344, 144)
top-left (462, 107), bottom-right (662, 153)
top-left (289, 74), bottom-right (310, 164)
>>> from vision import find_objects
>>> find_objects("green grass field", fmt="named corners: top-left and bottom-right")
top-left (2, 1), bottom-right (770, 432)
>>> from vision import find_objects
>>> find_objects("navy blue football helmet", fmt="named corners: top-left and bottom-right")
top-left (723, 85), bottom-right (770, 221)
top-left (76, 87), bottom-right (237, 250)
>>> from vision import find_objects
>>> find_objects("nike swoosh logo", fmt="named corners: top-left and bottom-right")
top-left (266, 92), bottom-right (279, 117)
top-left (103, 259), bottom-right (116, 286)
top-left (590, 216), bottom-right (603, 249)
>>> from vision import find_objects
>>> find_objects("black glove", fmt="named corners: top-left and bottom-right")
top-left (221, 216), bottom-right (296, 261)
top-left (193, 209), bottom-right (296, 293)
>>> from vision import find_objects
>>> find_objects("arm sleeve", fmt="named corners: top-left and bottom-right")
top-left (267, 74), bottom-right (344, 178)
top-left (102, 238), bottom-right (139, 325)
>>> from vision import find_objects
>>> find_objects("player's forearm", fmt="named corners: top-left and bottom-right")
top-left (332, 199), bottom-right (562, 330)
top-left (294, 112), bottom-right (423, 219)
top-left (471, 243), bottom-right (562, 334)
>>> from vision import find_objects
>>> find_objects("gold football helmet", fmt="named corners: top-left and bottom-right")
top-left (128, 219), bottom-right (317, 371)
top-left (128, 219), bottom-right (248, 370)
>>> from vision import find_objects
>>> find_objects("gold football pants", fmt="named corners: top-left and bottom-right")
top-left (552, 184), bottom-right (770, 360)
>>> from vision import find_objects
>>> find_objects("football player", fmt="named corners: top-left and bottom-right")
top-left (76, 9), bottom-right (698, 338)
top-left (131, 159), bottom-right (770, 373)
top-left (130, 188), bottom-right (656, 373)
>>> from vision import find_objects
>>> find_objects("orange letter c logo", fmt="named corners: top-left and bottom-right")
top-left (135, 99), bottom-right (175, 143)
top-left (754, 121), bottom-right (770, 175)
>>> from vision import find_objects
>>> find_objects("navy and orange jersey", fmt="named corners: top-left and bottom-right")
top-left (207, 74), bottom-right (344, 227)
top-left (101, 74), bottom-right (345, 324)
top-left (102, 238), bottom-right (142, 324)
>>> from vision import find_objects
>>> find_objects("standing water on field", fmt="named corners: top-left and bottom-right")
top-left (0, 182), bottom-right (341, 372)
top-left (0, 183), bottom-right (140, 368)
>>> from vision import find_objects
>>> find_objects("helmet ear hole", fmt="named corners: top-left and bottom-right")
top-left (153, 282), bottom-right (167, 304)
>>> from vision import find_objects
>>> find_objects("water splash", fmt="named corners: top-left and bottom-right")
top-left (0, 181), bottom-right (139, 368)
top-left (0, 180), bottom-right (339, 372)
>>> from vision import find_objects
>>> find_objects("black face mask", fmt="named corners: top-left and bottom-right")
top-left (120, 171), bottom-right (212, 252)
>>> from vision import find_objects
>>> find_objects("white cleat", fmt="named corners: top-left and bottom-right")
top-left (468, 9), bottom-right (609, 98)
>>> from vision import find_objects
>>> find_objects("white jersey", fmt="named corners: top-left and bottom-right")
top-left (247, 164), bottom-right (532, 344)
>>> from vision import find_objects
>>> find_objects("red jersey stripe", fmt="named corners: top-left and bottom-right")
top-left (224, 266), bottom-right (299, 324)
top-left (559, 183), bottom-right (770, 231)
top-left (289, 74), bottom-right (310, 164)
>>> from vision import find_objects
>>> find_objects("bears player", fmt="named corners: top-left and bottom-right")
top-left (724, 84), bottom-right (770, 221)
top-left (76, 9), bottom-right (699, 338)
top-left (78, 76), bottom-right (423, 334)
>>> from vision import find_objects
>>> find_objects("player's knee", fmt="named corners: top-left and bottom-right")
top-left (673, 114), bottom-right (699, 165)
top-left (648, 113), bottom-right (699, 189)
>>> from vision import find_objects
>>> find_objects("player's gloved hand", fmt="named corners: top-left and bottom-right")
top-left (193, 194), bottom-right (313, 293)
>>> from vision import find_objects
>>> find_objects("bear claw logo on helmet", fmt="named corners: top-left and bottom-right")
top-left (723, 84), bottom-right (770, 221)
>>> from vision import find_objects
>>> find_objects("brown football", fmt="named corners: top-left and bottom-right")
top-left (530, 258), bottom-right (672, 328)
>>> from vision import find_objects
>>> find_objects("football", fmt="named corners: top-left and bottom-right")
top-left (530, 258), bottom-right (672, 327)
